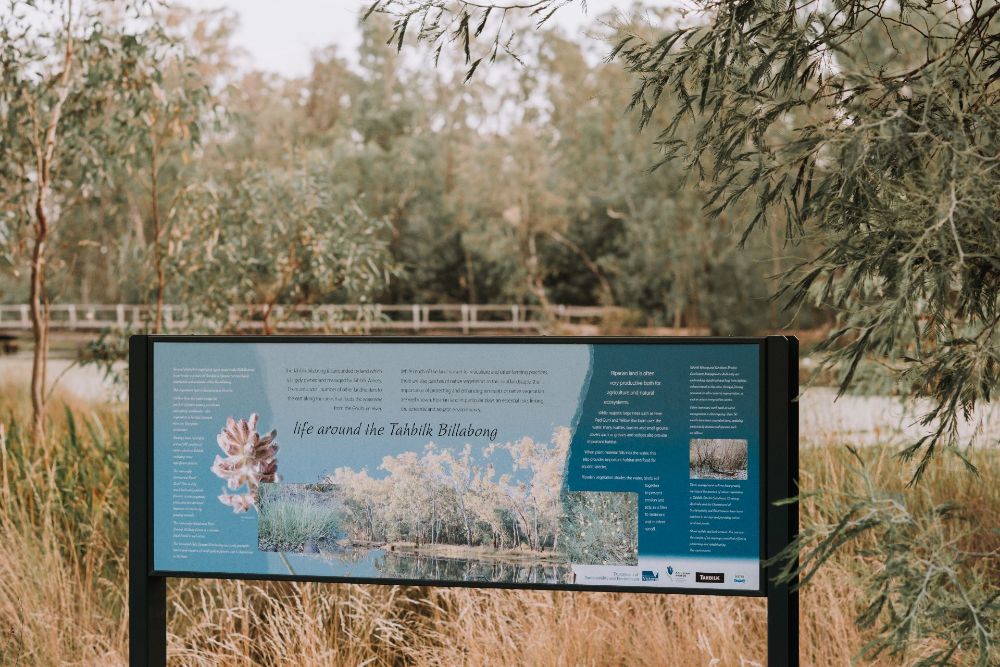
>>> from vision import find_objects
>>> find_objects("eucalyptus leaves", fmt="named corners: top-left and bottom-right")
top-left (211, 413), bottom-right (280, 513)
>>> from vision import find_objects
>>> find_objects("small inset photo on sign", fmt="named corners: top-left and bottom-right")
top-left (689, 439), bottom-right (749, 480)
top-left (257, 483), bottom-right (347, 553)
top-left (560, 491), bottom-right (639, 565)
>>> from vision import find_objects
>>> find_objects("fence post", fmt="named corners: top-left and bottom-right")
top-left (412, 304), bottom-right (421, 332)
top-left (461, 304), bottom-right (469, 334)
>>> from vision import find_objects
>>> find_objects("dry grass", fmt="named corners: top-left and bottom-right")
top-left (0, 383), bottom-right (996, 666)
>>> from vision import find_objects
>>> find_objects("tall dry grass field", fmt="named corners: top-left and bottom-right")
top-left (0, 384), bottom-right (996, 666)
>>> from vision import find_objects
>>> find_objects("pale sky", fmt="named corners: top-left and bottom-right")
top-left (179, 1), bottom-right (667, 78)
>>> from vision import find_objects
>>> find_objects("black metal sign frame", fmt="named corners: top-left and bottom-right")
top-left (129, 335), bottom-right (798, 665)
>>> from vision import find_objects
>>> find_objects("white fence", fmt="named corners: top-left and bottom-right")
top-left (0, 303), bottom-right (630, 334)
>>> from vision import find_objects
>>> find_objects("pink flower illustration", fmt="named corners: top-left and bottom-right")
top-left (217, 492), bottom-right (256, 513)
top-left (210, 413), bottom-right (279, 513)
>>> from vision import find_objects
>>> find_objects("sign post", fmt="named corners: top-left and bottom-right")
top-left (130, 335), bottom-right (798, 666)
top-left (766, 336), bottom-right (799, 666)
top-left (129, 337), bottom-right (167, 665)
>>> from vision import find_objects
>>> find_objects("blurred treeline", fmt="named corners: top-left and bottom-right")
top-left (0, 6), bottom-right (827, 335)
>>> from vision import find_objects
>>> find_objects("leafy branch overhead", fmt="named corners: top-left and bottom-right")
top-left (628, 1), bottom-right (1000, 481)
top-left (372, 0), bottom-right (1000, 479)
top-left (366, 0), bottom-right (579, 79)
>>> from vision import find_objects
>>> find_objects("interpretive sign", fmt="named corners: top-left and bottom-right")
top-left (130, 336), bottom-right (798, 665)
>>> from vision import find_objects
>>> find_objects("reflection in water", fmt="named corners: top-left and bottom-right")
top-left (310, 548), bottom-right (572, 584)
top-left (377, 551), bottom-right (572, 584)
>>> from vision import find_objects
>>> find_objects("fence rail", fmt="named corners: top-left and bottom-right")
top-left (0, 303), bottom-right (634, 334)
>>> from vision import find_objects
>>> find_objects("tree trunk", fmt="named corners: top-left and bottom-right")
top-left (453, 483), bottom-right (474, 545)
top-left (151, 142), bottom-right (165, 333)
top-left (28, 216), bottom-right (49, 443)
top-left (366, 502), bottom-right (376, 541)
top-left (548, 230), bottom-right (615, 305)
top-left (28, 22), bottom-right (75, 444)
top-left (463, 243), bottom-right (477, 303)
top-left (430, 499), bottom-right (437, 545)
top-left (261, 303), bottom-right (274, 335)
top-left (526, 232), bottom-right (550, 311)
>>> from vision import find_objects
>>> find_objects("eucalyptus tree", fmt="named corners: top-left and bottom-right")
top-left (449, 31), bottom-right (622, 309)
top-left (367, 1), bottom-right (1000, 662)
top-left (485, 429), bottom-right (570, 550)
top-left (328, 467), bottom-right (387, 542)
top-left (369, 0), bottom-right (1000, 471)
top-left (124, 26), bottom-right (212, 333)
top-left (347, 17), bottom-right (474, 304)
top-left (614, 2), bottom-right (1000, 475)
top-left (171, 157), bottom-right (400, 334)
top-left (0, 0), bottom-right (178, 440)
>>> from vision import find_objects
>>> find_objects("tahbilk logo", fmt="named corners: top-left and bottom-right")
top-left (641, 570), bottom-right (659, 581)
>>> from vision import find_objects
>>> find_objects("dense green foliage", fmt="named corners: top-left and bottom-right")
top-left (367, 1), bottom-right (1000, 663)
top-left (369, 0), bottom-right (1000, 462)
top-left (0, 0), bottom-right (197, 437)
top-left (0, 6), bottom-right (811, 335)
top-left (171, 158), bottom-right (399, 333)
top-left (612, 0), bottom-right (1000, 479)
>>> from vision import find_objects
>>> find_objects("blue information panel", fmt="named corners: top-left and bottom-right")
top-left (151, 340), bottom-right (764, 593)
